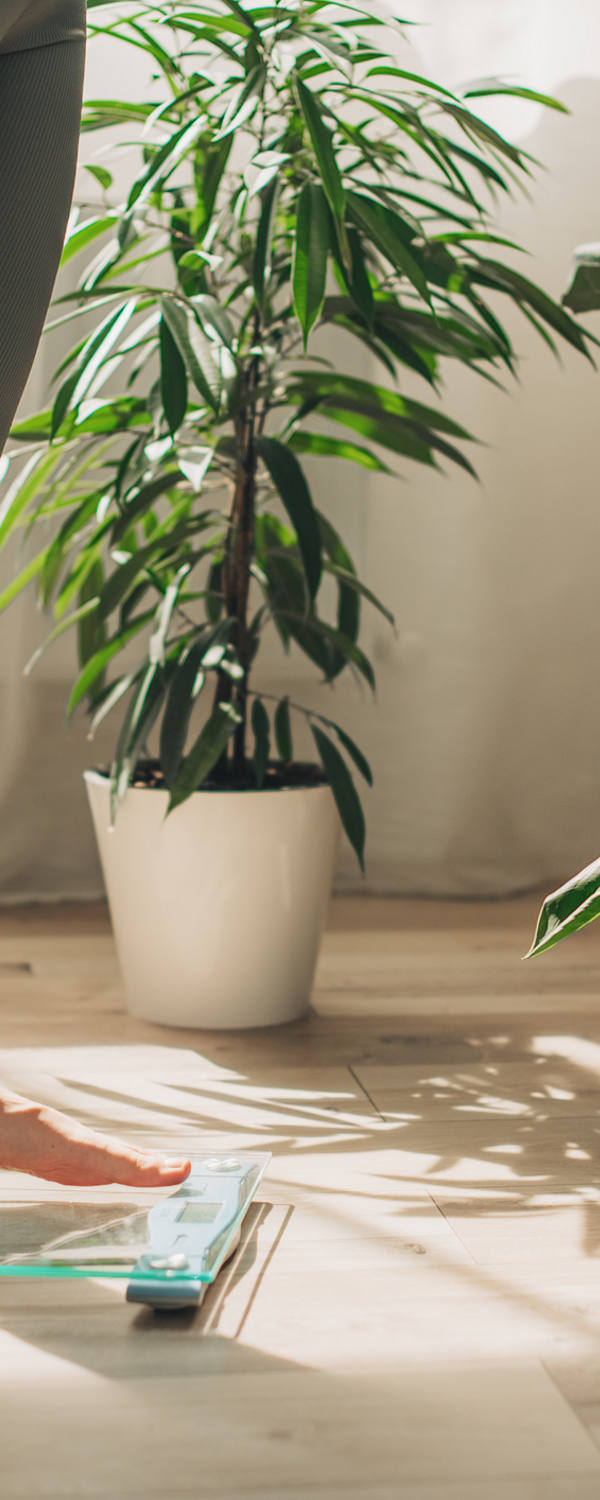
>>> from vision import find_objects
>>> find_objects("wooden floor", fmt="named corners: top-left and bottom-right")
top-left (3, 895), bottom-right (600, 1497)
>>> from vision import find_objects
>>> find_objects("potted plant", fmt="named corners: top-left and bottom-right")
top-left (0, 0), bottom-right (591, 1026)
top-left (526, 243), bottom-right (600, 960)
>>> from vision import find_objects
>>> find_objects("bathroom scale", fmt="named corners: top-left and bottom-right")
top-left (0, 1153), bottom-right (271, 1310)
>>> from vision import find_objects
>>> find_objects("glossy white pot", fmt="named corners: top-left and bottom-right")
top-left (84, 769), bottom-right (340, 1030)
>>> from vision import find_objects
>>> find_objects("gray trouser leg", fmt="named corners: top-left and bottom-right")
top-left (0, 37), bottom-right (85, 454)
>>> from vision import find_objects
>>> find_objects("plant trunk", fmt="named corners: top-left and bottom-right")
top-left (214, 389), bottom-right (258, 774)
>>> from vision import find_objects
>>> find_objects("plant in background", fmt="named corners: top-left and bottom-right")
top-left (527, 243), bottom-right (600, 957)
top-left (0, 0), bottom-right (592, 870)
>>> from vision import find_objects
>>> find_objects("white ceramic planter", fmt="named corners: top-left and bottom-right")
top-left (85, 769), bottom-right (340, 1030)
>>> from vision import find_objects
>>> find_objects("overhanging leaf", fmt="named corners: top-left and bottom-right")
top-left (293, 181), bottom-right (329, 346)
top-left (311, 723), bottom-right (365, 870)
top-left (525, 857), bottom-right (600, 957)
top-left (168, 702), bottom-right (241, 810)
top-left (258, 437), bottom-right (322, 599)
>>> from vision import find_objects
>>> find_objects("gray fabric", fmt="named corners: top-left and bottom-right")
top-left (0, 0), bottom-right (85, 51)
top-left (0, 13), bottom-right (86, 453)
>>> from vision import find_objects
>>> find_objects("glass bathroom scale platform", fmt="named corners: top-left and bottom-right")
top-left (0, 1153), bottom-right (271, 1309)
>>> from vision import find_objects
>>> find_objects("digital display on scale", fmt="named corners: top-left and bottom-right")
top-left (177, 1203), bottom-right (222, 1225)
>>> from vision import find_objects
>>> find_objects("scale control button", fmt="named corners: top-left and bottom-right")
top-left (148, 1252), bottom-right (189, 1271)
top-left (204, 1157), bottom-right (225, 1172)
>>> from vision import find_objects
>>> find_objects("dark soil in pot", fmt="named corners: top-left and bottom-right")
top-left (93, 758), bottom-right (328, 793)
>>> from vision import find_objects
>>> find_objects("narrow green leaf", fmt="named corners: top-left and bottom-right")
top-left (159, 315), bottom-right (188, 435)
top-left (0, 449), bottom-right (64, 548)
top-left (274, 696), bottom-right (293, 763)
top-left (23, 597), bottom-right (99, 677)
top-left (51, 300), bottom-right (137, 436)
top-left (125, 116), bottom-right (206, 216)
top-left (0, 547), bottom-right (46, 613)
top-left (149, 564), bottom-right (190, 666)
top-left (296, 77), bottom-right (345, 219)
top-left (463, 80), bottom-right (568, 113)
top-left (525, 857), bottom-right (600, 958)
top-left (563, 245), bottom-right (600, 314)
top-left (253, 175), bottom-right (280, 304)
top-left (318, 511), bottom-right (359, 646)
top-left (159, 637), bottom-right (208, 786)
top-left (328, 722), bottom-right (373, 786)
top-left (60, 213), bottom-right (118, 267)
top-left (258, 436), bottom-right (322, 599)
top-left (83, 164), bottom-right (114, 190)
top-left (168, 703), bottom-right (241, 811)
top-left (323, 561), bottom-right (395, 627)
top-left (251, 697), bottom-right (270, 788)
top-left (289, 430), bottom-right (391, 472)
top-left (437, 102), bottom-right (527, 169)
top-left (293, 182), bottom-right (329, 346)
top-left (287, 372), bottom-right (475, 439)
top-left (347, 191), bottom-right (430, 305)
top-left (77, 557), bottom-right (107, 696)
top-left (311, 723), bottom-right (365, 871)
top-left (296, 75), bottom-right (350, 268)
top-left (161, 295), bottom-right (232, 412)
top-left (111, 663), bottom-right (169, 818)
top-left (89, 669), bottom-right (144, 737)
top-left (111, 470), bottom-right (183, 543)
top-left (67, 611), bottom-right (155, 716)
top-left (365, 64), bottom-right (458, 99)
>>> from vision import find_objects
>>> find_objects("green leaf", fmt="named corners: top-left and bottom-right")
top-left (463, 81), bottom-right (568, 114)
top-left (111, 663), bottom-right (169, 818)
top-left (364, 64), bottom-right (458, 100)
top-left (323, 561), bottom-right (395, 627)
top-left (217, 63), bottom-right (266, 140)
top-left (525, 856), bottom-right (600, 958)
top-left (293, 182), bottom-right (329, 347)
top-left (0, 546), bottom-right (46, 613)
top-left (296, 75), bottom-right (350, 267)
top-left (51, 300), bottom-right (137, 436)
top-left (258, 437), bottom-right (322, 599)
top-left (253, 175), bottom-right (280, 305)
top-left (0, 449), bottom-right (64, 548)
top-left (251, 697), bottom-right (270, 788)
top-left (168, 703), bottom-right (241, 811)
top-left (159, 637), bottom-right (208, 785)
top-left (149, 564), bottom-right (190, 666)
top-left (436, 101), bottom-right (527, 169)
top-left (83, 164), bottom-right (113, 190)
top-left (347, 191), bottom-right (430, 305)
top-left (193, 136), bottom-right (232, 242)
top-left (274, 696), bottom-right (293, 763)
top-left (89, 669), bottom-right (144, 737)
top-left (111, 470), bottom-right (184, 543)
top-left (221, 0), bottom-right (260, 38)
top-left (23, 597), bottom-right (100, 678)
top-left (159, 315), bottom-right (188, 435)
top-left (327, 721), bottom-right (373, 786)
top-left (66, 611), bottom-right (155, 716)
top-left (125, 115), bottom-right (206, 217)
top-left (60, 213), bottom-right (118, 267)
top-left (161, 295), bottom-right (234, 412)
top-left (317, 511), bottom-right (359, 646)
top-left (563, 245), bottom-right (600, 313)
top-left (289, 430), bottom-right (392, 473)
top-left (281, 612), bottom-right (375, 690)
top-left (470, 257), bottom-right (593, 359)
top-left (310, 723), bottom-right (365, 870)
top-left (76, 557), bottom-right (107, 696)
